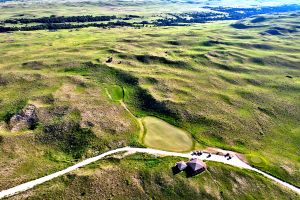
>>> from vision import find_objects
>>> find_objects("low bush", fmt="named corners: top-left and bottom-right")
top-left (36, 109), bottom-right (95, 159)
top-left (0, 98), bottom-right (27, 123)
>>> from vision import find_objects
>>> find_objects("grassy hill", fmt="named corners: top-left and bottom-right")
top-left (8, 154), bottom-right (300, 200)
top-left (1, 0), bottom-right (300, 20)
top-left (0, 8), bottom-right (299, 199)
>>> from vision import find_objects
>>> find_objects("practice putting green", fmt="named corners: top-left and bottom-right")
top-left (143, 116), bottom-right (193, 152)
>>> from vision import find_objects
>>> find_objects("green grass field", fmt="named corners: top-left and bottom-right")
top-left (143, 116), bottom-right (193, 152)
top-left (13, 154), bottom-right (300, 200)
top-left (105, 85), bottom-right (124, 101)
top-left (0, 3), bottom-right (300, 198)
top-left (1, 0), bottom-right (299, 20)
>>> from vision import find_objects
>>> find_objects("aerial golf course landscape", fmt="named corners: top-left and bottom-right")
top-left (0, 0), bottom-right (300, 199)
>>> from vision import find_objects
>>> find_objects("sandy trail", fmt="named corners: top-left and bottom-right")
top-left (1, 147), bottom-right (299, 199)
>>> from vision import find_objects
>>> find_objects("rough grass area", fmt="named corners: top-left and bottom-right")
top-left (1, 0), bottom-right (299, 22)
top-left (0, 134), bottom-right (72, 191)
top-left (0, 11), bottom-right (299, 195)
top-left (143, 116), bottom-right (193, 152)
top-left (10, 154), bottom-right (299, 200)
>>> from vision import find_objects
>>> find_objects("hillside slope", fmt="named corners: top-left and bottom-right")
top-left (0, 12), bottom-right (299, 199)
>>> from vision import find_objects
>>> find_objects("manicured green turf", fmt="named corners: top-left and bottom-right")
top-left (143, 116), bottom-right (193, 152)
top-left (105, 85), bottom-right (124, 101)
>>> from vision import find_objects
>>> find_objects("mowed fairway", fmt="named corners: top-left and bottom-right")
top-left (143, 117), bottom-right (193, 152)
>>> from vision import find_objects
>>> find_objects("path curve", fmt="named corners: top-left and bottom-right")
top-left (0, 147), bottom-right (299, 199)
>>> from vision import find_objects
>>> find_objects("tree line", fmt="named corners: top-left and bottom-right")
top-left (154, 4), bottom-right (300, 26)
top-left (0, 21), bottom-right (134, 32)
top-left (2, 14), bottom-right (143, 24)
top-left (1, 4), bottom-right (299, 32)
top-left (3, 15), bottom-right (118, 24)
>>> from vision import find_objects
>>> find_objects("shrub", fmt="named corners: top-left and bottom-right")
top-left (0, 99), bottom-right (27, 122)
top-left (36, 109), bottom-right (95, 159)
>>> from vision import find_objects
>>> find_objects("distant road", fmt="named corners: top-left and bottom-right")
top-left (0, 147), bottom-right (299, 198)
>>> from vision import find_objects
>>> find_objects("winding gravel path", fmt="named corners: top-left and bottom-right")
top-left (0, 147), bottom-right (299, 199)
